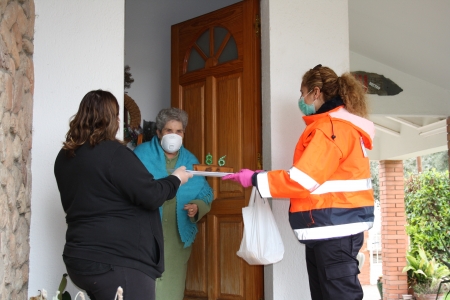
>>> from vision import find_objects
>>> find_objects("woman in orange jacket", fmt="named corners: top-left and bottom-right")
top-left (223, 65), bottom-right (375, 300)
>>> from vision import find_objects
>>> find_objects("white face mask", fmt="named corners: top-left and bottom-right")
top-left (160, 133), bottom-right (182, 153)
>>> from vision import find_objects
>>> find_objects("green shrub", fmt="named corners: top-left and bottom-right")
top-left (404, 169), bottom-right (450, 263)
top-left (403, 246), bottom-right (450, 294)
top-left (370, 161), bottom-right (380, 204)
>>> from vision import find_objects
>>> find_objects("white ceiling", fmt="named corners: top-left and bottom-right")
top-left (348, 0), bottom-right (449, 159)
top-left (349, 0), bottom-right (450, 91)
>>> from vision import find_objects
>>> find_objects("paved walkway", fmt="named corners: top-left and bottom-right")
top-left (363, 285), bottom-right (381, 300)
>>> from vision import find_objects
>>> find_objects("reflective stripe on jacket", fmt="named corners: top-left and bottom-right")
top-left (256, 106), bottom-right (375, 241)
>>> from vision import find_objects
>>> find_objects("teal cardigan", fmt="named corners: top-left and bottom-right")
top-left (134, 136), bottom-right (214, 247)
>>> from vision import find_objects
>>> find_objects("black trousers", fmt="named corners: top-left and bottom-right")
top-left (305, 232), bottom-right (364, 300)
top-left (67, 265), bottom-right (156, 300)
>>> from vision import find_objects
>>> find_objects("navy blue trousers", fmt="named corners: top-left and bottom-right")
top-left (305, 232), bottom-right (364, 300)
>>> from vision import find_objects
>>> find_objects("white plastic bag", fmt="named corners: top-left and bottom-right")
top-left (237, 187), bottom-right (284, 265)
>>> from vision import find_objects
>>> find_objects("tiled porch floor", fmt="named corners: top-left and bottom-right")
top-left (362, 284), bottom-right (381, 300)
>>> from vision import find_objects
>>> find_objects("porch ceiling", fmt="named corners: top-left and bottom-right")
top-left (349, 0), bottom-right (450, 160)
top-left (349, 0), bottom-right (449, 91)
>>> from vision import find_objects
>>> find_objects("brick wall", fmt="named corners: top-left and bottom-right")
top-left (358, 230), bottom-right (371, 285)
top-left (378, 161), bottom-right (409, 300)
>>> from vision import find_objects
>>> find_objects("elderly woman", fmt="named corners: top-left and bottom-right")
top-left (134, 108), bottom-right (214, 300)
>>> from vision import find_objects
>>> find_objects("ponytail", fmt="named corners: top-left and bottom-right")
top-left (302, 65), bottom-right (368, 118)
top-left (338, 73), bottom-right (368, 118)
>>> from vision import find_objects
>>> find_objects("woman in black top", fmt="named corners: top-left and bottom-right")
top-left (54, 90), bottom-right (192, 300)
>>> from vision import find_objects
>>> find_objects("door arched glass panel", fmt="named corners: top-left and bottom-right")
top-left (187, 48), bottom-right (205, 72)
top-left (186, 26), bottom-right (238, 73)
top-left (196, 30), bottom-right (210, 57)
top-left (218, 34), bottom-right (237, 64)
top-left (213, 27), bottom-right (228, 53)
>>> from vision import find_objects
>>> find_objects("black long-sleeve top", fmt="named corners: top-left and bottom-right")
top-left (54, 140), bottom-right (180, 279)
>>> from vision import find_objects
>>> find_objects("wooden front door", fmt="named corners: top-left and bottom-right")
top-left (171, 1), bottom-right (262, 299)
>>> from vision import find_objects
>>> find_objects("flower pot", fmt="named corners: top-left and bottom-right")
top-left (377, 279), bottom-right (383, 299)
top-left (414, 293), bottom-right (445, 300)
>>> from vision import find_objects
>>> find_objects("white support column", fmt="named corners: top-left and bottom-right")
top-left (260, 1), bottom-right (350, 299)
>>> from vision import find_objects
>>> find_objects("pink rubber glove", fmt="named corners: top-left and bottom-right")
top-left (222, 169), bottom-right (255, 187)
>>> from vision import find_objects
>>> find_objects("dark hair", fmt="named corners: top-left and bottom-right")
top-left (63, 90), bottom-right (120, 157)
top-left (155, 108), bottom-right (188, 132)
top-left (302, 64), bottom-right (368, 117)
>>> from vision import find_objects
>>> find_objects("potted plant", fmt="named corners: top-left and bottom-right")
top-left (377, 275), bottom-right (383, 299)
top-left (439, 238), bottom-right (450, 300)
top-left (403, 246), bottom-right (450, 300)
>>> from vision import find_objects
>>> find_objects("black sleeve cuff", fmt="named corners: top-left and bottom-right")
top-left (167, 174), bottom-right (181, 187)
top-left (251, 172), bottom-right (258, 188)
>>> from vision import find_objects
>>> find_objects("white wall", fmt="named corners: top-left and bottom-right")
top-left (30, 1), bottom-right (124, 297)
top-left (261, 1), bottom-right (350, 299)
top-left (124, 0), bottom-right (240, 124)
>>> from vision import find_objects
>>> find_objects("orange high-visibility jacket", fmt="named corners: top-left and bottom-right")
top-left (256, 106), bottom-right (375, 241)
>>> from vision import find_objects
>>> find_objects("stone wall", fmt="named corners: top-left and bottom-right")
top-left (0, 0), bottom-right (35, 298)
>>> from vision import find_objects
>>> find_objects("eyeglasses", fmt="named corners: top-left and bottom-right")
top-left (313, 64), bottom-right (322, 70)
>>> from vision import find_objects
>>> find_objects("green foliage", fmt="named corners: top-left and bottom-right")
top-left (58, 274), bottom-right (71, 300)
top-left (404, 151), bottom-right (449, 176)
top-left (402, 246), bottom-right (450, 294)
top-left (124, 65), bottom-right (134, 90)
top-left (403, 153), bottom-right (450, 296)
top-left (370, 161), bottom-right (380, 204)
top-left (404, 169), bottom-right (450, 263)
top-left (370, 151), bottom-right (448, 205)
top-left (441, 237), bottom-right (450, 270)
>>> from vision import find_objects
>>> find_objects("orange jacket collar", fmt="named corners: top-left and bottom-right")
top-left (302, 105), bottom-right (344, 126)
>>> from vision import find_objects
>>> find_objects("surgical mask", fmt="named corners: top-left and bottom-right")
top-left (160, 133), bottom-right (182, 153)
top-left (298, 90), bottom-right (315, 115)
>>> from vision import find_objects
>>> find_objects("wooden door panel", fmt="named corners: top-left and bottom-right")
top-left (179, 63), bottom-right (243, 85)
top-left (182, 81), bottom-right (206, 162)
top-left (185, 218), bottom-right (208, 298)
top-left (172, 1), bottom-right (262, 299)
top-left (215, 73), bottom-right (246, 199)
top-left (216, 215), bottom-right (245, 299)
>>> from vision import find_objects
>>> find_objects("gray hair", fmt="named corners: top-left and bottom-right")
top-left (155, 108), bottom-right (188, 131)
